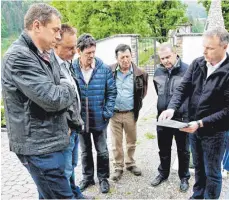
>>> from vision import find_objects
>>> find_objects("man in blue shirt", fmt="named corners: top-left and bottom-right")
top-left (110, 44), bottom-right (148, 181)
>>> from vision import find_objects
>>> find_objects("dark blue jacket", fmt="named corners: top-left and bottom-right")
top-left (153, 58), bottom-right (189, 121)
top-left (73, 57), bottom-right (117, 132)
top-left (168, 55), bottom-right (229, 134)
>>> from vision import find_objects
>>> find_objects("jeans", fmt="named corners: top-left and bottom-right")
top-left (190, 132), bottom-right (226, 199)
top-left (63, 131), bottom-right (79, 181)
top-left (16, 151), bottom-right (75, 199)
top-left (79, 127), bottom-right (109, 181)
top-left (63, 130), bottom-right (83, 198)
top-left (157, 126), bottom-right (190, 180)
top-left (223, 131), bottom-right (229, 171)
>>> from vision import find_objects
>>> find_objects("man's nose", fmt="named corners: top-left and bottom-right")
top-left (56, 31), bottom-right (61, 40)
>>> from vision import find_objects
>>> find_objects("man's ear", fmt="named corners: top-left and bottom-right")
top-left (76, 48), bottom-right (81, 55)
top-left (223, 44), bottom-right (228, 50)
top-left (33, 20), bottom-right (42, 33)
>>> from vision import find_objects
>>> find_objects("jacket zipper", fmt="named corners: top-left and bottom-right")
top-left (85, 84), bottom-right (89, 133)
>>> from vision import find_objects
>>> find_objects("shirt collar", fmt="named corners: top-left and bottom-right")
top-left (79, 58), bottom-right (95, 70)
top-left (116, 64), bottom-right (133, 73)
top-left (206, 54), bottom-right (227, 69)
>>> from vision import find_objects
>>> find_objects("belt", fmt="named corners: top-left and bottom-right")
top-left (114, 109), bottom-right (134, 113)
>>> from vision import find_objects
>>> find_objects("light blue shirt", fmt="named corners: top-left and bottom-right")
top-left (115, 65), bottom-right (134, 111)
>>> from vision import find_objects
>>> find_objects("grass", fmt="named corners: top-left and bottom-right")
top-left (144, 132), bottom-right (156, 140)
top-left (138, 47), bottom-right (154, 66)
top-left (142, 113), bottom-right (157, 121)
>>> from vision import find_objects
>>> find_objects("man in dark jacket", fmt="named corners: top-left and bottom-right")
top-left (53, 24), bottom-right (87, 199)
top-left (159, 27), bottom-right (229, 199)
top-left (73, 34), bottom-right (117, 193)
top-left (110, 44), bottom-right (148, 181)
top-left (1, 3), bottom-right (78, 199)
top-left (152, 43), bottom-right (190, 192)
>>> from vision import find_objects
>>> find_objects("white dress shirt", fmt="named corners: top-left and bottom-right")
top-left (206, 54), bottom-right (227, 78)
top-left (55, 53), bottom-right (81, 111)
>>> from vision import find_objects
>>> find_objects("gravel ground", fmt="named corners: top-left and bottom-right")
top-left (1, 78), bottom-right (229, 199)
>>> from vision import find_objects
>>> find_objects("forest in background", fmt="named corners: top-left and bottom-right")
top-left (1, 0), bottom-right (218, 57)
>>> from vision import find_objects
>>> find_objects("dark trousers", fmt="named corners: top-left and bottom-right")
top-left (79, 127), bottom-right (109, 181)
top-left (157, 126), bottom-right (190, 180)
top-left (189, 132), bottom-right (226, 199)
top-left (16, 151), bottom-right (76, 199)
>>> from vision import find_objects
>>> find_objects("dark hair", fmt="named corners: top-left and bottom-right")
top-left (115, 44), bottom-right (132, 57)
top-left (77, 33), bottom-right (96, 52)
top-left (60, 24), bottom-right (77, 38)
top-left (24, 3), bottom-right (61, 30)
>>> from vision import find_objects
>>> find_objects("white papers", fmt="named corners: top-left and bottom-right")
top-left (154, 119), bottom-right (189, 129)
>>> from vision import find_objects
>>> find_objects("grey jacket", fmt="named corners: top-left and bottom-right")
top-left (1, 31), bottom-right (76, 155)
top-left (52, 55), bottom-right (84, 131)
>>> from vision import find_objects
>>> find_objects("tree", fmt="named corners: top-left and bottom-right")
top-left (198, 0), bottom-right (229, 30)
top-left (141, 1), bottom-right (188, 38)
top-left (51, 1), bottom-right (188, 39)
top-left (1, 16), bottom-right (8, 38)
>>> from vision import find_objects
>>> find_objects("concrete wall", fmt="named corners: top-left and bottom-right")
top-left (95, 34), bottom-right (139, 65)
top-left (176, 33), bottom-right (229, 65)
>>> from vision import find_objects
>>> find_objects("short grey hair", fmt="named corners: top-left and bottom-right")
top-left (158, 42), bottom-right (176, 53)
top-left (204, 27), bottom-right (229, 46)
top-left (24, 3), bottom-right (61, 30)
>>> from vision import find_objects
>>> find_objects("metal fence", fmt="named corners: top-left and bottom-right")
top-left (138, 37), bottom-right (174, 76)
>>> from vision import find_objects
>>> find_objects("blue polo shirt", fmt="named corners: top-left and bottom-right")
top-left (115, 66), bottom-right (134, 111)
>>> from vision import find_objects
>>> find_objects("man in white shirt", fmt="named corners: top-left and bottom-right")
top-left (53, 24), bottom-right (87, 199)
top-left (159, 27), bottom-right (229, 199)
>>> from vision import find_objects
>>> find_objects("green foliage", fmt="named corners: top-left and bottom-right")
top-left (1, 16), bottom-right (8, 38)
top-left (144, 132), bottom-right (156, 140)
top-left (1, 100), bottom-right (6, 128)
top-left (198, 0), bottom-right (229, 30)
top-left (139, 47), bottom-right (154, 66)
top-left (1, 34), bottom-right (18, 57)
top-left (51, 0), bottom-right (188, 39)
top-left (141, 1), bottom-right (188, 38)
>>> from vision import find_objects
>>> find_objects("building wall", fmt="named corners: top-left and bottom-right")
top-left (176, 33), bottom-right (229, 65)
top-left (95, 34), bottom-right (139, 65)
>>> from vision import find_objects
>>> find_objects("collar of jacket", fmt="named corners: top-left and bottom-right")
top-left (110, 62), bottom-right (144, 76)
top-left (20, 31), bottom-right (39, 55)
top-left (157, 56), bottom-right (181, 72)
top-left (199, 53), bottom-right (229, 74)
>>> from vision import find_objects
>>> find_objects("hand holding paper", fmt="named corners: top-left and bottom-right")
top-left (158, 109), bottom-right (175, 121)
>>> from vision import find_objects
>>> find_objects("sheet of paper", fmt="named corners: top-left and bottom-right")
top-left (154, 119), bottom-right (189, 129)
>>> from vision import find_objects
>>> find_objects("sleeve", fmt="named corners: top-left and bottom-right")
top-left (201, 78), bottom-right (229, 130)
top-left (103, 67), bottom-right (117, 119)
top-left (9, 53), bottom-right (76, 112)
top-left (143, 72), bottom-right (148, 99)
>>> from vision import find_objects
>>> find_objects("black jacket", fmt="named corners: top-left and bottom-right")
top-left (110, 62), bottom-right (148, 121)
top-left (153, 58), bottom-right (189, 121)
top-left (168, 55), bottom-right (229, 134)
top-left (1, 31), bottom-right (76, 155)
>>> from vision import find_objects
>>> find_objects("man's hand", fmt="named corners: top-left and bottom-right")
top-left (158, 109), bottom-right (175, 121)
top-left (180, 121), bottom-right (198, 133)
top-left (68, 128), bottom-right (71, 136)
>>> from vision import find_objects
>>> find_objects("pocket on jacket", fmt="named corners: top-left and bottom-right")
top-left (170, 78), bottom-right (182, 95)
